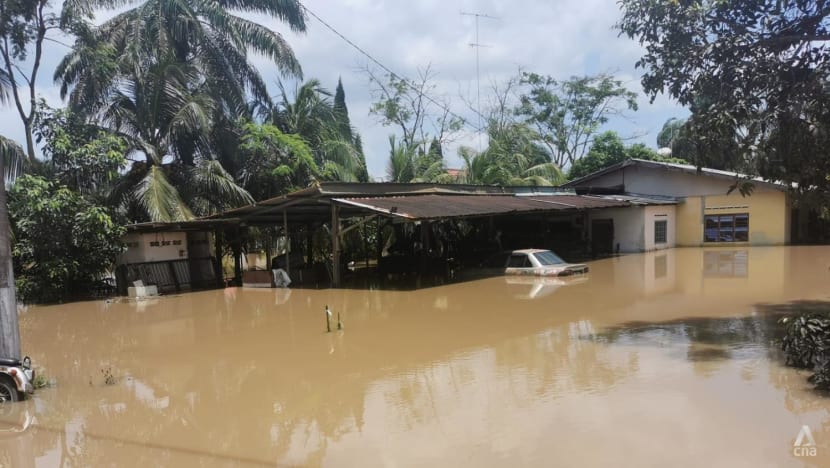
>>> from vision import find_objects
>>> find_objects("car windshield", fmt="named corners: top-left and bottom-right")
top-left (533, 251), bottom-right (566, 266)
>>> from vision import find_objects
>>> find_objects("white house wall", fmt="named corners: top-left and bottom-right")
top-left (589, 207), bottom-right (645, 253)
top-left (644, 205), bottom-right (677, 251)
top-left (119, 232), bottom-right (188, 264)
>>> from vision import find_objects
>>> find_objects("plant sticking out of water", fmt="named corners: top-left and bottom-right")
top-left (90, 367), bottom-right (118, 386)
top-left (32, 370), bottom-right (54, 389)
top-left (780, 313), bottom-right (830, 389)
top-left (102, 367), bottom-right (116, 385)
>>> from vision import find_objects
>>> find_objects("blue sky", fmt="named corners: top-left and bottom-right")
top-left (2, 0), bottom-right (688, 180)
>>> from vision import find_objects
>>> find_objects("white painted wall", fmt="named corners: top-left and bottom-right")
top-left (119, 232), bottom-right (188, 264)
top-left (589, 207), bottom-right (645, 253)
top-left (644, 205), bottom-right (677, 251)
top-left (584, 165), bottom-right (780, 197)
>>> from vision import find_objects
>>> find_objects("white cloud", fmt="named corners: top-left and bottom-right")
top-left (7, 0), bottom-right (687, 179)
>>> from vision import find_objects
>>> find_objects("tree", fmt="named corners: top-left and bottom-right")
top-left (267, 79), bottom-right (364, 182)
top-left (516, 72), bottom-right (639, 168)
top-left (334, 77), bottom-right (369, 182)
top-left (568, 131), bottom-right (686, 180)
top-left (617, 0), bottom-right (830, 202)
top-left (0, 0), bottom-right (61, 161)
top-left (238, 120), bottom-right (318, 201)
top-left (0, 135), bottom-right (23, 359)
top-left (99, 58), bottom-right (252, 222)
top-left (367, 65), bottom-right (463, 158)
top-left (9, 174), bottom-right (125, 303)
top-left (34, 103), bottom-right (126, 199)
top-left (57, 0), bottom-right (306, 114)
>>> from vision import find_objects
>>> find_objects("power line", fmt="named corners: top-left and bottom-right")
top-left (298, 1), bottom-right (486, 135)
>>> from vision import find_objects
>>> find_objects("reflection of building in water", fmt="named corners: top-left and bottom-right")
top-left (703, 250), bottom-right (748, 277)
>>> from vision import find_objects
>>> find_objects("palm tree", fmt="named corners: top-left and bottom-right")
top-left (386, 136), bottom-right (416, 183)
top-left (456, 121), bottom-right (565, 186)
top-left (0, 135), bottom-right (25, 359)
top-left (104, 58), bottom-right (252, 221)
top-left (56, 0), bottom-right (306, 113)
top-left (267, 79), bottom-right (362, 181)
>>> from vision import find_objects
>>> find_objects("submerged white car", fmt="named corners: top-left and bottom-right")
top-left (483, 249), bottom-right (589, 277)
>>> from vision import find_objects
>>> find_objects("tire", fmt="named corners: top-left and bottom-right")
top-left (0, 377), bottom-right (19, 404)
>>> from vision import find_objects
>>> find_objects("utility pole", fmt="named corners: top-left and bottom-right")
top-left (0, 149), bottom-right (20, 360)
top-left (461, 11), bottom-right (498, 151)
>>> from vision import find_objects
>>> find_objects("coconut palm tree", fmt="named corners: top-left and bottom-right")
top-left (266, 79), bottom-right (362, 181)
top-left (55, 0), bottom-right (306, 113)
top-left (456, 121), bottom-right (565, 186)
top-left (104, 58), bottom-right (252, 221)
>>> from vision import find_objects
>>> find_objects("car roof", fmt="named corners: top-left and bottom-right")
top-left (512, 249), bottom-right (549, 254)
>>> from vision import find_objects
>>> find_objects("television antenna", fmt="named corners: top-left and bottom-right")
top-left (461, 11), bottom-right (498, 151)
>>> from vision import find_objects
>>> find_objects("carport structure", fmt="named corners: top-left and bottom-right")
top-left (126, 182), bottom-right (663, 288)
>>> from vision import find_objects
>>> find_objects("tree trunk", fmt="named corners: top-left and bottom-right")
top-left (24, 121), bottom-right (35, 163)
top-left (0, 152), bottom-right (20, 359)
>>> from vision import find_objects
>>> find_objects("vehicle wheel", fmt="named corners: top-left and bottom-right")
top-left (0, 378), bottom-right (19, 403)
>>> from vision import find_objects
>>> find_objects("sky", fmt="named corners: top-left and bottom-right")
top-left (2, 0), bottom-right (688, 180)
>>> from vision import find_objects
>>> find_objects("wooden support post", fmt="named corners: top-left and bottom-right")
top-left (283, 210), bottom-right (290, 277)
top-left (331, 204), bottom-right (341, 287)
top-left (214, 230), bottom-right (223, 287)
top-left (306, 223), bottom-right (313, 265)
top-left (233, 227), bottom-right (242, 286)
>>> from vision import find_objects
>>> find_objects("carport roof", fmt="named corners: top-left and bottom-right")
top-left (334, 194), bottom-right (632, 220)
top-left (126, 182), bottom-right (678, 232)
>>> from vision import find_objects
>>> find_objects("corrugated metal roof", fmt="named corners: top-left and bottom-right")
top-left (333, 194), bottom-right (633, 220)
top-left (564, 158), bottom-right (791, 190)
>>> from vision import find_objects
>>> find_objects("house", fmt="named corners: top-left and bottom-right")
top-left (564, 159), bottom-right (791, 252)
top-left (117, 227), bottom-right (224, 294)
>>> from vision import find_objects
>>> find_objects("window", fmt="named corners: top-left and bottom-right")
top-left (533, 251), bottom-right (565, 266)
top-left (704, 214), bottom-right (749, 242)
top-left (654, 220), bottom-right (667, 244)
top-left (507, 254), bottom-right (532, 268)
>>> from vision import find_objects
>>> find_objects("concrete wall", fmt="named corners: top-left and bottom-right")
top-left (120, 232), bottom-right (188, 264)
top-left (577, 164), bottom-right (790, 247)
top-left (674, 191), bottom-right (790, 247)
top-left (644, 205), bottom-right (677, 251)
top-left (588, 207), bottom-right (645, 253)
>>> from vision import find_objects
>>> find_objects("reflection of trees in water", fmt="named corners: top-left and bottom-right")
top-left (596, 311), bottom-right (785, 376)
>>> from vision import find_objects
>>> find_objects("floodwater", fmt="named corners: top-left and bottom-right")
top-left (3, 246), bottom-right (830, 467)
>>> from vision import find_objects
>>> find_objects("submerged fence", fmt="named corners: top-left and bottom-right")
top-left (117, 257), bottom-right (220, 294)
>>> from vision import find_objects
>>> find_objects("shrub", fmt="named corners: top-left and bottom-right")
top-left (780, 314), bottom-right (830, 389)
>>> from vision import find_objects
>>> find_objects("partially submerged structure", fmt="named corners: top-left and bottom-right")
top-left (118, 182), bottom-right (675, 290)
top-left (564, 159), bottom-right (792, 250)
top-left (117, 161), bottom-right (793, 292)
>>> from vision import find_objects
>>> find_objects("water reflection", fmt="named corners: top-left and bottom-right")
top-left (7, 246), bottom-right (830, 466)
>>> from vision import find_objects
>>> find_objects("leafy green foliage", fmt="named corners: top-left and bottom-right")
top-left (780, 313), bottom-right (830, 389)
top-left (567, 131), bottom-right (686, 180)
top-left (516, 72), bottom-right (639, 168)
top-left (618, 0), bottom-right (830, 208)
top-left (238, 121), bottom-right (319, 200)
top-left (265, 79), bottom-right (364, 182)
top-left (35, 104), bottom-right (126, 199)
top-left (9, 175), bottom-right (125, 303)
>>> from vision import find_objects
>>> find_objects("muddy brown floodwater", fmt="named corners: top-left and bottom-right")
top-left (2, 246), bottom-right (830, 467)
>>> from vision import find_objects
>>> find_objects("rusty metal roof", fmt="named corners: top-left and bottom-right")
top-left (333, 194), bottom-right (632, 220)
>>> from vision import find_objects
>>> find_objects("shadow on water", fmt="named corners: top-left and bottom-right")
top-left (592, 301), bottom-right (830, 366)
